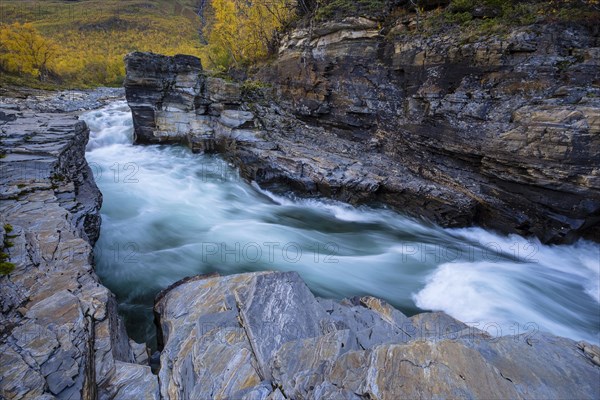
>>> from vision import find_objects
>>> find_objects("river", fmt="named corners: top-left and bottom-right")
top-left (82, 101), bottom-right (600, 349)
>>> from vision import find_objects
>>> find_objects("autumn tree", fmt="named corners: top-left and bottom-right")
top-left (0, 23), bottom-right (58, 81)
top-left (205, 0), bottom-right (296, 68)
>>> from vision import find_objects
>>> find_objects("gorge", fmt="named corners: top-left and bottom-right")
top-left (124, 18), bottom-right (600, 245)
top-left (1, 7), bottom-right (600, 400)
top-left (84, 100), bottom-right (600, 352)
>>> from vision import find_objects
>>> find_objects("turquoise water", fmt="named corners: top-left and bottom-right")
top-left (83, 101), bottom-right (600, 348)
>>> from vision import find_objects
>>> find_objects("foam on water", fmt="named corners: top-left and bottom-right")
top-left (82, 102), bottom-right (600, 348)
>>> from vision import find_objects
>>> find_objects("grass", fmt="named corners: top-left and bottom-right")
top-left (1, 224), bottom-right (15, 276)
top-left (315, 0), bottom-right (389, 21)
top-left (0, 262), bottom-right (15, 275)
top-left (0, 0), bottom-right (207, 88)
top-left (387, 0), bottom-right (600, 40)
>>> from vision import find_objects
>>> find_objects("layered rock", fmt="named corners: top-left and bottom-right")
top-left (257, 18), bottom-right (600, 243)
top-left (154, 271), bottom-right (600, 400)
top-left (123, 52), bottom-right (250, 152)
top-left (124, 18), bottom-right (600, 244)
top-left (0, 105), bottom-right (158, 399)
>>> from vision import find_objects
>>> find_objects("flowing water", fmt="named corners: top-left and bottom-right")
top-left (82, 101), bottom-right (600, 349)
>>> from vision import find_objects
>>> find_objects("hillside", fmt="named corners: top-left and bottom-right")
top-left (1, 0), bottom-right (598, 89)
top-left (0, 0), bottom-right (205, 89)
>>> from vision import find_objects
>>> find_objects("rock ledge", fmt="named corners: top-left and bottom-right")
top-left (124, 25), bottom-right (600, 244)
top-left (154, 270), bottom-right (600, 400)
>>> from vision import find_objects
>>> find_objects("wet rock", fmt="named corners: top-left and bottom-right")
top-left (271, 329), bottom-right (356, 399)
top-left (235, 271), bottom-right (335, 378)
top-left (458, 333), bottom-right (600, 399)
top-left (410, 310), bottom-right (474, 340)
top-left (578, 341), bottom-right (600, 366)
top-left (102, 361), bottom-right (159, 400)
top-left (153, 271), bottom-right (334, 399)
top-left (317, 296), bottom-right (416, 349)
top-left (153, 272), bottom-right (262, 399)
top-left (328, 340), bottom-right (521, 399)
top-left (0, 107), bottom-right (158, 399)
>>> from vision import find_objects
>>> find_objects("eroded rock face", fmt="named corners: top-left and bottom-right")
top-left (0, 106), bottom-right (158, 399)
top-left (124, 19), bottom-right (600, 244)
top-left (154, 271), bottom-right (600, 400)
top-left (123, 52), bottom-right (206, 144)
top-left (124, 52), bottom-right (251, 152)
top-left (256, 20), bottom-right (600, 243)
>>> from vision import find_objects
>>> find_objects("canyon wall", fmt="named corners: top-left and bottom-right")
top-left (124, 18), bottom-right (600, 244)
top-left (258, 18), bottom-right (600, 243)
top-left (0, 103), bottom-right (159, 399)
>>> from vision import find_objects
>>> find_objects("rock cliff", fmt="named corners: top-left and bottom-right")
top-left (124, 18), bottom-right (600, 244)
top-left (1, 79), bottom-right (598, 398)
top-left (0, 103), bottom-right (158, 399)
top-left (154, 270), bottom-right (600, 399)
top-left (258, 18), bottom-right (600, 244)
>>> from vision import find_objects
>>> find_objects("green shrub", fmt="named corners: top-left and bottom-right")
top-left (1, 224), bottom-right (16, 276)
top-left (0, 261), bottom-right (15, 275)
top-left (315, 0), bottom-right (388, 21)
top-left (448, 0), bottom-right (475, 13)
top-left (241, 79), bottom-right (271, 96)
top-left (445, 10), bottom-right (473, 24)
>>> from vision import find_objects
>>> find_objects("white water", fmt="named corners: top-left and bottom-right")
top-left (83, 102), bottom-right (600, 348)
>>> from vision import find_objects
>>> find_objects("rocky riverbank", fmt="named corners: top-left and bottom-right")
top-left (0, 87), bottom-right (124, 114)
top-left (1, 11), bottom-right (599, 398)
top-left (124, 18), bottom-right (600, 244)
top-left (258, 18), bottom-right (600, 245)
top-left (0, 98), bottom-right (159, 399)
top-left (154, 270), bottom-right (600, 399)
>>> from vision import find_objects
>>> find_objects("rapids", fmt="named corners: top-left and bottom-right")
top-left (82, 101), bottom-right (600, 348)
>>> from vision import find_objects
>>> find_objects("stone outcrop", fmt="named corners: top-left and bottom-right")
top-left (257, 18), bottom-right (600, 243)
top-left (123, 52), bottom-right (249, 152)
top-left (124, 17), bottom-right (600, 244)
top-left (154, 271), bottom-right (600, 400)
top-left (0, 104), bottom-right (159, 399)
